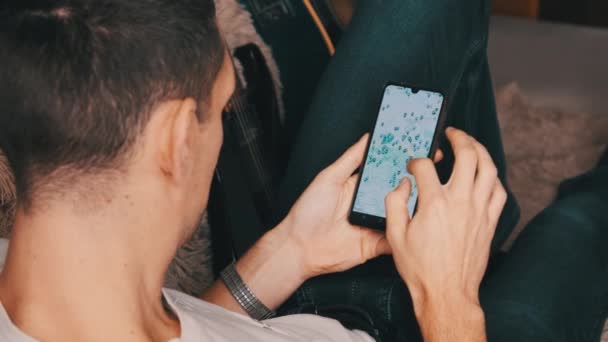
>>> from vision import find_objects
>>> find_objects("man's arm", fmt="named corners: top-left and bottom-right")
top-left (385, 128), bottom-right (507, 342)
top-left (201, 222), bottom-right (306, 313)
top-left (202, 135), bottom-right (391, 313)
top-left (414, 293), bottom-right (486, 342)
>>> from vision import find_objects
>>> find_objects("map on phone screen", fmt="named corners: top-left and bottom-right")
top-left (353, 85), bottom-right (444, 218)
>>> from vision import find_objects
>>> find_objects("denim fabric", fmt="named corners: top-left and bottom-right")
top-left (279, 273), bottom-right (421, 341)
top-left (280, 167), bottom-right (608, 341)
top-left (273, 0), bottom-right (520, 253)
top-left (480, 166), bottom-right (608, 342)
top-left (273, 0), bottom-right (608, 340)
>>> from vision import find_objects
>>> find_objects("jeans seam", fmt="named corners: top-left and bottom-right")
top-left (385, 279), bottom-right (400, 321)
top-left (295, 287), bottom-right (304, 304)
top-left (305, 285), bottom-right (315, 305)
top-left (297, 286), bottom-right (311, 305)
top-left (485, 299), bottom-right (562, 341)
top-left (446, 36), bottom-right (486, 104)
top-left (589, 290), bottom-right (608, 341)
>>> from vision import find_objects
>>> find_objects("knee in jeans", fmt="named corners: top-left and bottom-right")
top-left (363, 0), bottom-right (456, 29)
top-left (484, 301), bottom-right (563, 342)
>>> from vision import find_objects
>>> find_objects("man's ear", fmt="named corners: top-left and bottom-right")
top-left (155, 98), bottom-right (199, 184)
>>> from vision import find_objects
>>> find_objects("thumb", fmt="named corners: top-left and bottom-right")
top-left (325, 134), bottom-right (369, 183)
top-left (359, 228), bottom-right (392, 260)
top-left (385, 177), bottom-right (412, 247)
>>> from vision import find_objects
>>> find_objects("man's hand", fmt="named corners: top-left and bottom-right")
top-left (281, 134), bottom-right (390, 278)
top-left (385, 128), bottom-right (507, 342)
top-left (203, 134), bottom-right (396, 312)
top-left (281, 133), bottom-right (441, 279)
top-left (203, 133), bottom-right (442, 314)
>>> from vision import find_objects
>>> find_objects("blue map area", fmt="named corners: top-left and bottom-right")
top-left (353, 85), bottom-right (443, 218)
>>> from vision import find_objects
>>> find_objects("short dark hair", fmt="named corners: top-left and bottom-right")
top-left (0, 0), bottom-right (225, 208)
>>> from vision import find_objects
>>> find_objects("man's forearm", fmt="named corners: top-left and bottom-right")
top-left (201, 222), bottom-right (307, 314)
top-left (414, 292), bottom-right (487, 342)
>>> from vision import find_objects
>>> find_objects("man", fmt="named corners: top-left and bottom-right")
top-left (0, 1), bottom-right (606, 342)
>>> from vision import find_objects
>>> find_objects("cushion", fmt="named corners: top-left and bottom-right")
top-left (495, 82), bottom-right (608, 247)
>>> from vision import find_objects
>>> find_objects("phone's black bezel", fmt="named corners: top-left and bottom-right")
top-left (348, 82), bottom-right (449, 230)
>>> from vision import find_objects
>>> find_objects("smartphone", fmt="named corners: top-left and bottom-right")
top-left (349, 83), bottom-right (447, 230)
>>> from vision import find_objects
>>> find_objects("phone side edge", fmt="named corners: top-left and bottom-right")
top-left (348, 84), bottom-right (391, 230)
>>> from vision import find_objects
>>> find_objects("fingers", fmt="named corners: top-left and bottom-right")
top-left (407, 158), bottom-right (441, 205)
top-left (345, 173), bottom-right (359, 196)
top-left (385, 177), bottom-right (412, 248)
top-left (476, 180), bottom-right (506, 255)
top-left (488, 179), bottom-right (507, 229)
top-left (339, 174), bottom-right (360, 213)
top-left (445, 128), bottom-right (477, 193)
top-left (359, 229), bottom-right (392, 258)
top-left (433, 149), bottom-right (444, 163)
top-left (375, 236), bottom-right (391, 255)
top-left (471, 140), bottom-right (498, 206)
top-left (323, 134), bottom-right (369, 183)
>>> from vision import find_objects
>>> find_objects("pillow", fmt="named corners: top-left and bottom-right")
top-left (496, 83), bottom-right (608, 248)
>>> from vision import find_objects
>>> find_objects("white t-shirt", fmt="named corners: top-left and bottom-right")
top-left (0, 287), bottom-right (373, 342)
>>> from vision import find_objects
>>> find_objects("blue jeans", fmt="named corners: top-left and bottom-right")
top-left (275, 0), bottom-right (519, 252)
top-left (280, 168), bottom-right (608, 341)
top-left (275, 0), bottom-right (608, 340)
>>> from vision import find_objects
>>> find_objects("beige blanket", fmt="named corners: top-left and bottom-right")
top-left (496, 83), bottom-right (608, 247)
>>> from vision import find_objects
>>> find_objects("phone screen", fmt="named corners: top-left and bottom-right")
top-left (353, 84), bottom-right (444, 219)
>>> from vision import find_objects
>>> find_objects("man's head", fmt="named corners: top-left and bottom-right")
top-left (0, 0), bottom-right (235, 239)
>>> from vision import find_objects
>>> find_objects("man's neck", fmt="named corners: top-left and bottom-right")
top-left (0, 200), bottom-right (181, 342)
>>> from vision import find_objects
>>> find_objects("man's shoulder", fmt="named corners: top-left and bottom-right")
top-left (161, 288), bottom-right (285, 341)
top-left (0, 298), bottom-right (37, 342)
top-left (162, 288), bottom-right (233, 317)
top-left (162, 288), bottom-right (218, 318)
top-left (162, 288), bottom-right (373, 342)
top-left (162, 288), bottom-right (272, 327)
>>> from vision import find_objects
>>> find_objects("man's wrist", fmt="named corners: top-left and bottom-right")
top-left (233, 221), bottom-right (309, 309)
top-left (414, 290), bottom-right (486, 341)
top-left (220, 262), bottom-right (276, 319)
